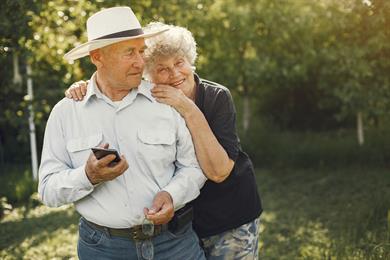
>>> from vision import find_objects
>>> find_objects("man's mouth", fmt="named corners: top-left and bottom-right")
top-left (128, 72), bottom-right (142, 76)
top-left (171, 79), bottom-right (185, 87)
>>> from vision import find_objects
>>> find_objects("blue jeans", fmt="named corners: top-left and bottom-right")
top-left (77, 217), bottom-right (205, 260)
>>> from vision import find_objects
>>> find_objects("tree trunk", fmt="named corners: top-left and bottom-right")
top-left (237, 43), bottom-right (251, 133)
top-left (0, 133), bottom-right (4, 168)
top-left (243, 93), bottom-right (250, 132)
top-left (13, 52), bottom-right (22, 85)
top-left (357, 111), bottom-right (364, 146)
top-left (27, 64), bottom-right (38, 180)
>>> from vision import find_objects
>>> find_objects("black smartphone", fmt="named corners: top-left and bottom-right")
top-left (91, 147), bottom-right (121, 163)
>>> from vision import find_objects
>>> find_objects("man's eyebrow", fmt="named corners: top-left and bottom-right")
top-left (123, 46), bottom-right (147, 52)
top-left (124, 47), bottom-right (135, 53)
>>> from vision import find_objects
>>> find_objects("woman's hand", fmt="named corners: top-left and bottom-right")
top-left (65, 80), bottom-right (89, 101)
top-left (151, 84), bottom-right (195, 118)
top-left (153, 83), bottom-right (234, 183)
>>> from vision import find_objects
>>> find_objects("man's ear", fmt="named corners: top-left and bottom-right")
top-left (90, 49), bottom-right (103, 68)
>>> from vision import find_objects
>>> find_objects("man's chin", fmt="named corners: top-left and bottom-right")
top-left (133, 78), bottom-right (142, 87)
top-left (127, 77), bottom-right (142, 88)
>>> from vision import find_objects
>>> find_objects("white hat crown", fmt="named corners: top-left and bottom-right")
top-left (87, 7), bottom-right (141, 41)
top-left (64, 6), bottom-right (168, 62)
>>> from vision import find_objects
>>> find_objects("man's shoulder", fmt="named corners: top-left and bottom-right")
top-left (49, 97), bottom-right (81, 117)
top-left (153, 100), bottom-right (181, 118)
top-left (54, 97), bottom-right (77, 109)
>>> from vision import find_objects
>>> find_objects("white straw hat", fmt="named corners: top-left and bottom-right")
top-left (64, 6), bottom-right (168, 62)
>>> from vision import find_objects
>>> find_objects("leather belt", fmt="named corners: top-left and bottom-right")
top-left (84, 218), bottom-right (168, 241)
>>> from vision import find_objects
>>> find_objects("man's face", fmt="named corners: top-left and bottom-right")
top-left (150, 55), bottom-right (195, 98)
top-left (99, 38), bottom-right (146, 89)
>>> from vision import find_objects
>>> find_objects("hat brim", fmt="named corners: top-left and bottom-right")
top-left (64, 28), bottom-right (168, 62)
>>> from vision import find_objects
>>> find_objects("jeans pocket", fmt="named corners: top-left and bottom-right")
top-left (166, 222), bottom-right (193, 239)
top-left (79, 220), bottom-right (106, 246)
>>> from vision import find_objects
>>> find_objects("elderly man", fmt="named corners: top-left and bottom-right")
top-left (38, 6), bottom-right (206, 260)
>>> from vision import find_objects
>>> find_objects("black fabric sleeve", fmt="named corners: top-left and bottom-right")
top-left (208, 89), bottom-right (240, 162)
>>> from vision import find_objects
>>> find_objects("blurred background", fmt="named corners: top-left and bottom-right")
top-left (0, 0), bottom-right (389, 259)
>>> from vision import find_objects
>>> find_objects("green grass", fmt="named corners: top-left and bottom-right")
top-left (242, 127), bottom-right (390, 169)
top-left (0, 204), bottom-right (79, 259)
top-left (0, 164), bottom-right (37, 205)
top-left (0, 167), bottom-right (389, 259)
top-left (257, 167), bottom-right (390, 259)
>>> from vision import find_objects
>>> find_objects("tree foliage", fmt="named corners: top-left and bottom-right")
top-left (1, 0), bottom-right (389, 164)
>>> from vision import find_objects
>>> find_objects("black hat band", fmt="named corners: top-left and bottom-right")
top-left (93, 28), bottom-right (144, 40)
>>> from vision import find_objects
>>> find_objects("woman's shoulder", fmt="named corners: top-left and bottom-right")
top-left (198, 78), bottom-right (234, 109)
top-left (197, 77), bottom-right (236, 116)
top-left (199, 78), bottom-right (231, 96)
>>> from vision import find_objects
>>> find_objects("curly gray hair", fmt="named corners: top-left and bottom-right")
top-left (143, 22), bottom-right (197, 77)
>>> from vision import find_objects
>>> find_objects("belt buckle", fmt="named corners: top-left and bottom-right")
top-left (130, 223), bottom-right (162, 241)
top-left (130, 226), bottom-right (153, 241)
top-left (130, 228), bottom-right (141, 241)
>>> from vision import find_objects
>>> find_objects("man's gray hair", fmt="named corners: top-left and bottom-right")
top-left (144, 22), bottom-right (197, 76)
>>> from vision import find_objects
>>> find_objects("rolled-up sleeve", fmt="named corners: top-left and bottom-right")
top-left (38, 105), bottom-right (94, 207)
top-left (162, 112), bottom-right (207, 209)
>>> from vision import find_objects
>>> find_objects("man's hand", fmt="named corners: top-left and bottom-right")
top-left (85, 143), bottom-right (128, 185)
top-left (65, 80), bottom-right (89, 101)
top-left (144, 191), bottom-right (174, 225)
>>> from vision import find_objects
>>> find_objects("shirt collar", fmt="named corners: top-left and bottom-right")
top-left (81, 73), bottom-right (155, 106)
top-left (81, 72), bottom-right (103, 106)
top-left (137, 80), bottom-right (156, 103)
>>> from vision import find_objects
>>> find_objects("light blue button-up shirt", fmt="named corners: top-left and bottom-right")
top-left (38, 73), bottom-right (206, 228)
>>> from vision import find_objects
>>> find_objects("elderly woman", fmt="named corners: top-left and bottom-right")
top-left (66, 22), bottom-right (262, 259)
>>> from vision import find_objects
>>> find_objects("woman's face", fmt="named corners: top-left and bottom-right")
top-left (150, 55), bottom-right (195, 98)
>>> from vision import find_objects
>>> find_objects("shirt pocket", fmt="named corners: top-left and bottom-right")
top-left (136, 129), bottom-right (176, 166)
top-left (66, 133), bottom-right (103, 167)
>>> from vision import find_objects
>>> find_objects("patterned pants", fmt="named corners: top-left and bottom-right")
top-left (201, 218), bottom-right (260, 260)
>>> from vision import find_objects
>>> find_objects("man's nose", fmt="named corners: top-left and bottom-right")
top-left (133, 51), bottom-right (145, 68)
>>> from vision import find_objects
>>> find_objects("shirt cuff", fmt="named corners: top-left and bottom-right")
top-left (76, 164), bottom-right (94, 190)
top-left (161, 185), bottom-right (185, 209)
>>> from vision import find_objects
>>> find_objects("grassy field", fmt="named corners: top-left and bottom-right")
top-left (0, 167), bottom-right (389, 259)
top-left (257, 167), bottom-right (390, 259)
